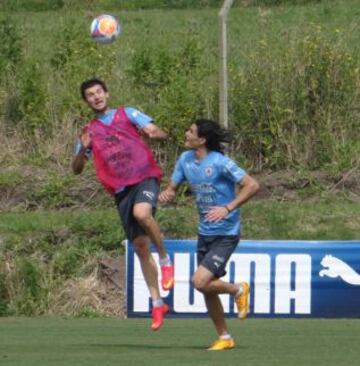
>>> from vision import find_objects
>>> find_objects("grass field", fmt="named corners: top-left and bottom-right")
top-left (0, 317), bottom-right (359, 366)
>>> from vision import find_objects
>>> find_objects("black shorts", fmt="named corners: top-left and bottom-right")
top-left (114, 178), bottom-right (159, 241)
top-left (197, 234), bottom-right (240, 278)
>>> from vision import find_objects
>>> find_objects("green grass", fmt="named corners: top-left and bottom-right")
top-left (242, 198), bottom-right (360, 240)
top-left (0, 209), bottom-right (119, 235)
top-left (0, 317), bottom-right (359, 366)
top-left (1, 198), bottom-right (359, 244)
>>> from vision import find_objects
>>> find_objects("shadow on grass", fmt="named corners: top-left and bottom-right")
top-left (89, 343), bottom-right (204, 350)
top-left (88, 343), bottom-right (247, 350)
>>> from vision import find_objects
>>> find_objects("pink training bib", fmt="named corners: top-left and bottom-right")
top-left (88, 107), bottom-right (162, 194)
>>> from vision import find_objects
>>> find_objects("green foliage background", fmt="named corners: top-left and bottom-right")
top-left (0, 0), bottom-right (359, 172)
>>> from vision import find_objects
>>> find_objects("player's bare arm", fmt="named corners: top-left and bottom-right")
top-left (72, 127), bottom-right (91, 175)
top-left (227, 175), bottom-right (260, 210)
top-left (159, 181), bottom-right (177, 203)
top-left (205, 175), bottom-right (259, 223)
top-left (142, 123), bottom-right (168, 140)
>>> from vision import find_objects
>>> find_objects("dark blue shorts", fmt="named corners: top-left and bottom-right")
top-left (114, 178), bottom-right (159, 241)
top-left (197, 234), bottom-right (240, 278)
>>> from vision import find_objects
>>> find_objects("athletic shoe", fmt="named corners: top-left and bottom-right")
top-left (151, 303), bottom-right (169, 331)
top-left (207, 338), bottom-right (235, 351)
top-left (235, 282), bottom-right (250, 320)
top-left (161, 264), bottom-right (174, 291)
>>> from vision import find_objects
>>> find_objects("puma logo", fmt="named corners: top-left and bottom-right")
top-left (319, 255), bottom-right (360, 285)
top-left (212, 255), bottom-right (225, 263)
top-left (143, 190), bottom-right (154, 200)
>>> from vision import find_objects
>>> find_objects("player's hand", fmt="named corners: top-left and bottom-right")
top-left (205, 206), bottom-right (229, 223)
top-left (159, 188), bottom-right (176, 203)
top-left (79, 126), bottom-right (91, 148)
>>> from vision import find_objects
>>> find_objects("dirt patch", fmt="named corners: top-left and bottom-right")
top-left (254, 169), bottom-right (360, 200)
top-left (1, 167), bottom-right (359, 210)
top-left (98, 256), bottom-right (127, 317)
top-left (51, 257), bottom-right (126, 317)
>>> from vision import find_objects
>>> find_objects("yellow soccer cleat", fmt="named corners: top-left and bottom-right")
top-left (235, 282), bottom-right (250, 320)
top-left (207, 338), bottom-right (235, 351)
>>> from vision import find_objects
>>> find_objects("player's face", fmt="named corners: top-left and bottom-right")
top-left (84, 84), bottom-right (109, 113)
top-left (185, 124), bottom-right (205, 149)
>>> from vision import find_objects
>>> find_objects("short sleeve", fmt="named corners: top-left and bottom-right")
top-left (221, 156), bottom-right (246, 183)
top-left (124, 107), bottom-right (153, 129)
top-left (170, 154), bottom-right (186, 185)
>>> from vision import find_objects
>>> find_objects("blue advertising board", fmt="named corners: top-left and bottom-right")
top-left (126, 240), bottom-right (360, 318)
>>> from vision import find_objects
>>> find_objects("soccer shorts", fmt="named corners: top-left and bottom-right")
top-left (197, 234), bottom-right (240, 278)
top-left (114, 178), bottom-right (159, 241)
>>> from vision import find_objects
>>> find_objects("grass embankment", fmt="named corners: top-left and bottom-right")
top-left (1, 199), bottom-right (359, 316)
top-left (1, 199), bottom-right (360, 243)
top-left (1, 0), bottom-right (360, 172)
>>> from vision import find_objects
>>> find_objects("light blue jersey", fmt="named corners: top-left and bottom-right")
top-left (171, 150), bottom-right (246, 236)
top-left (74, 107), bottom-right (152, 156)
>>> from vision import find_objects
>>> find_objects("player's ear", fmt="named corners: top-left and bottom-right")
top-left (199, 136), bottom-right (206, 146)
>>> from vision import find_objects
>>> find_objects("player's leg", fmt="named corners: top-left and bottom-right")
top-left (132, 235), bottom-right (161, 300)
top-left (196, 235), bottom-right (250, 319)
top-left (133, 201), bottom-right (167, 258)
top-left (192, 265), bottom-right (235, 350)
top-left (204, 293), bottom-right (227, 335)
top-left (204, 293), bottom-right (235, 351)
top-left (114, 185), bottom-right (169, 330)
top-left (133, 202), bottom-right (174, 291)
top-left (192, 265), bottom-right (238, 295)
top-left (132, 234), bottom-right (169, 331)
top-left (197, 274), bottom-right (249, 320)
top-left (132, 178), bottom-right (174, 291)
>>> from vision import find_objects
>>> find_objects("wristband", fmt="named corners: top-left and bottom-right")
top-left (225, 205), bottom-right (231, 213)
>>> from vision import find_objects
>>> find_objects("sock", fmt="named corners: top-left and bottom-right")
top-left (220, 333), bottom-right (232, 340)
top-left (159, 255), bottom-right (172, 267)
top-left (235, 284), bottom-right (243, 298)
top-left (152, 298), bottom-right (164, 308)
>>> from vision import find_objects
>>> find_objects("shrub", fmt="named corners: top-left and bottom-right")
top-left (230, 26), bottom-right (360, 170)
top-left (0, 273), bottom-right (10, 316)
top-left (8, 257), bottom-right (47, 315)
top-left (28, 174), bottom-right (77, 209)
top-left (53, 246), bottom-right (85, 278)
top-left (0, 18), bottom-right (22, 74)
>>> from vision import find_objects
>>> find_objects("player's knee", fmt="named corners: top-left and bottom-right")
top-left (192, 276), bottom-right (208, 293)
top-left (133, 210), bottom-right (152, 228)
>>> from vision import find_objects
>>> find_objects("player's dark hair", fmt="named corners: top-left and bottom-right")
top-left (80, 78), bottom-right (108, 100)
top-left (195, 119), bottom-right (231, 153)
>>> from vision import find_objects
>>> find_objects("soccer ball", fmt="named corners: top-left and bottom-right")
top-left (90, 14), bottom-right (120, 44)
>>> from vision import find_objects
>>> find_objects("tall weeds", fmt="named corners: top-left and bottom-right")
top-left (230, 25), bottom-right (360, 170)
